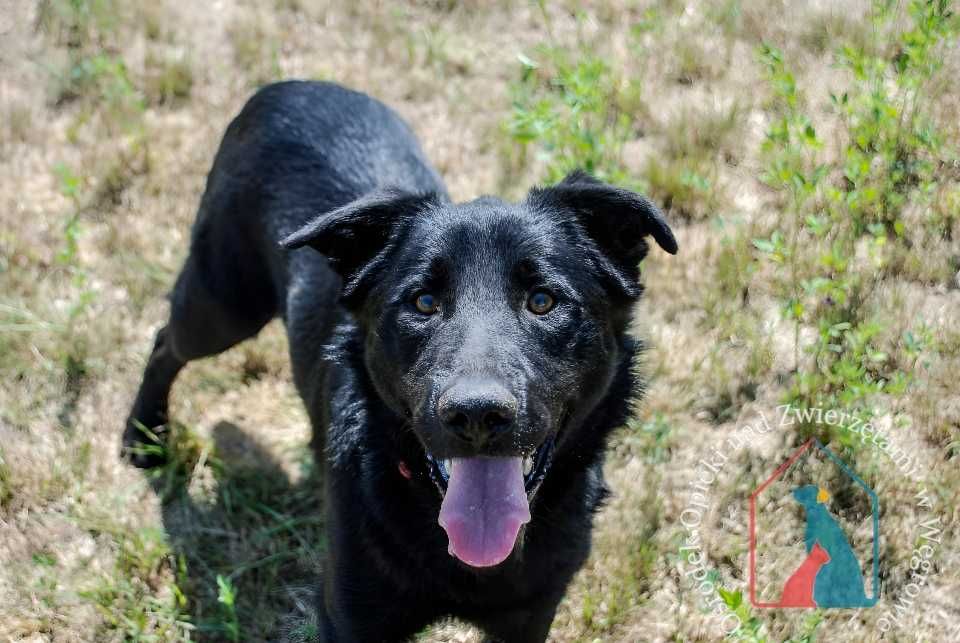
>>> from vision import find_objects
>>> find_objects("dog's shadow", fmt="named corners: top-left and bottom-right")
top-left (152, 421), bottom-right (324, 641)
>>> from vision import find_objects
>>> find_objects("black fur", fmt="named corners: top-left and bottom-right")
top-left (124, 80), bottom-right (676, 642)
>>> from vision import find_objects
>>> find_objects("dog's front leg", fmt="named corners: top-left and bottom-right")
top-left (317, 533), bottom-right (437, 642)
top-left (475, 591), bottom-right (564, 643)
top-left (317, 574), bottom-right (429, 642)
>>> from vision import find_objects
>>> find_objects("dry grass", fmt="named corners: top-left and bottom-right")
top-left (1, 0), bottom-right (958, 641)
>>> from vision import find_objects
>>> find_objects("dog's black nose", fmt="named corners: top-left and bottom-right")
top-left (438, 378), bottom-right (517, 445)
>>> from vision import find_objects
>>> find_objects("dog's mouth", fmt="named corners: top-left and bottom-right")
top-left (425, 437), bottom-right (554, 569)
top-left (425, 437), bottom-right (555, 497)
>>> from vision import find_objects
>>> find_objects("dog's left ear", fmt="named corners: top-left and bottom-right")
top-left (528, 169), bottom-right (678, 298)
top-left (280, 188), bottom-right (439, 306)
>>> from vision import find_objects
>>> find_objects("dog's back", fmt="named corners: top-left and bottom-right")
top-left (123, 81), bottom-right (446, 466)
top-left (194, 80), bottom-right (446, 299)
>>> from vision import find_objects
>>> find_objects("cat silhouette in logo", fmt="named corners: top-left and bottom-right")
top-left (792, 485), bottom-right (876, 607)
top-left (779, 541), bottom-right (830, 607)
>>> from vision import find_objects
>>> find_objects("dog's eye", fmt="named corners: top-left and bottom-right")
top-left (414, 292), bottom-right (439, 315)
top-left (527, 290), bottom-right (555, 315)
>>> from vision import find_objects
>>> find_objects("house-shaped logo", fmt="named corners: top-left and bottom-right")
top-left (749, 438), bottom-right (880, 608)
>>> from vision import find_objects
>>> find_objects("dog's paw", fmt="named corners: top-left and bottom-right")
top-left (121, 417), bottom-right (169, 468)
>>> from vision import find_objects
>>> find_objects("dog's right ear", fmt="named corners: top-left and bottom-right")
top-left (280, 188), bottom-right (439, 306)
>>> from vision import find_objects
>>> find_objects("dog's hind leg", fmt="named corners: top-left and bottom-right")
top-left (123, 244), bottom-right (277, 467)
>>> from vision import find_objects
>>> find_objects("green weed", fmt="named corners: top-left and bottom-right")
top-left (78, 527), bottom-right (192, 639)
top-left (645, 155), bottom-right (719, 220)
top-left (751, 0), bottom-right (957, 450)
top-left (505, 46), bottom-right (643, 190)
top-left (229, 17), bottom-right (282, 87)
top-left (144, 54), bottom-right (194, 105)
top-left (831, 0), bottom-right (958, 235)
top-left (718, 587), bottom-right (767, 641)
top-left (52, 163), bottom-right (95, 429)
top-left (145, 421), bottom-right (215, 501)
top-left (216, 574), bottom-right (241, 642)
top-left (0, 448), bottom-right (12, 509)
top-left (673, 39), bottom-right (721, 85)
top-left (580, 484), bottom-right (661, 635)
top-left (624, 413), bottom-right (673, 463)
top-left (37, 0), bottom-right (122, 50)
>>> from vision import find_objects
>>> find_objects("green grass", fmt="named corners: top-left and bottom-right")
top-left (0, 448), bottom-right (12, 508)
top-left (644, 155), bottom-right (720, 221)
top-left (672, 39), bottom-right (723, 85)
top-left (144, 54), bottom-right (194, 105)
top-left (505, 41), bottom-right (645, 191)
top-left (78, 527), bottom-right (192, 639)
top-left (749, 0), bottom-right (959, 445)
top-left (577, 472), bottom-right (662, 637)
top-left (116, 418), bottom-right (326, 638)
top-left (229, 16), bottom-right (282, 88)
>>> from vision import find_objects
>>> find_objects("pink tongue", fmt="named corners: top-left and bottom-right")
top-left (438, 457), bottom-right (531, 567)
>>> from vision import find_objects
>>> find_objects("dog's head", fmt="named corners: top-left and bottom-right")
top-left (282, 170), bottom-right (676, 568)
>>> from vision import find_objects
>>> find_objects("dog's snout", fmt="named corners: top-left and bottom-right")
top-left (438, 378), bottom-right (517, 445)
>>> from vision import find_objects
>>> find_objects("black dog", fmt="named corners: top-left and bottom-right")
top-left (124, 80), bottom-right (677, 642)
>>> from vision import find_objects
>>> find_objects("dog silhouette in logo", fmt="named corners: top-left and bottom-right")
top-left (780, 541), bottom-right (830, 607)
top-left (792, 484), bottom-right (875, 607)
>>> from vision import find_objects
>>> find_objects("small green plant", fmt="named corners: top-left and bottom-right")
top-left (216, 574), bottom-right (241, 642)
top-left (0, 448), bottom-right (12, 509)
top-left (503, 14), bottom-right (737, 217)
top-left (717, 587), bottom-right (767, 641)
top-left (505, 46), bottom-right (643, 190)
top-left (39, 0), bottom-right (150, 150)
top-left (750, 18), bottom-right (954, 446)
top-left (58, 54), bottom-right (143, 118)
top-left (229, 17), bottom-right (282, 87)
top-left (37, 0), bottom-right (121, 50)
top-left (52, 163), bottom-right (96, 428)
top-left (144, 54), bottom-right (194, 105)
top-left (787, 611), bottom-right (825, 643)
top-left (153, 421), bottom-right (217, 501)
top-left (32, 551), bottom-right (58, 567)
top-left (579, 484), bottom-right (661, 635)
top-left (625, 413), bottom-right (673, 463)
top-left (78, 527), bottom-right (191, 638)
top-left (644, 155), bottom-right (719, 220)
top-left (39, 0), bottom-right (129, 104)
top-left (754, 42), bottom-right (828, 371)
top-left (831, 0), bottom-right (957, 236)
